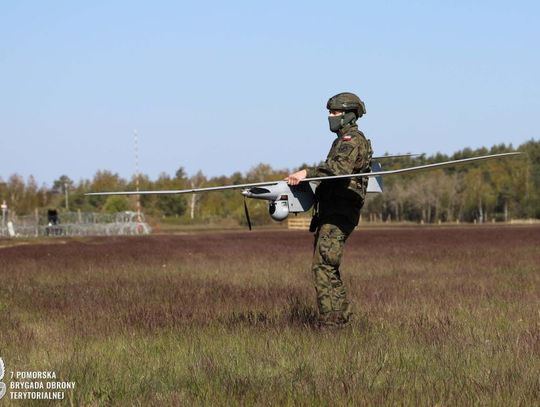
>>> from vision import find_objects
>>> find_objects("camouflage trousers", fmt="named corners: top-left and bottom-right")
top-left (312, 222), bottom-right (352, 323)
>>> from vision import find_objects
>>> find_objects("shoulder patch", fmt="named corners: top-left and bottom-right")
top-left (342, 135), bottom-right (352, 141)
top-left (338, 143), bottom-right (354, 155)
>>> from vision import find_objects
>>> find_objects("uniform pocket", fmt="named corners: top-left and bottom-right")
top-left (319, 232), bottom-right (346, 267)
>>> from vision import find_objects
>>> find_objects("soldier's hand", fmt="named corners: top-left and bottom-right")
top-left (285, 169), bottom-right (307, 185)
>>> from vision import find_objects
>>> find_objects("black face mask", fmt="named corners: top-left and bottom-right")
top-left (328, 115), bottom-right (343, 133)
top-left (328, 112), bottom-right (356, 133)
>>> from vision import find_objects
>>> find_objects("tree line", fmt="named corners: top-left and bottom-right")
top-left (1, 140), bottom-right (539, 225)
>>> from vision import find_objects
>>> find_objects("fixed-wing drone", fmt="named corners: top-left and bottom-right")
top-left (86, 152), bottom-right (520, 228)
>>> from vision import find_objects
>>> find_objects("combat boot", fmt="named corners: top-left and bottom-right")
top-left (317, 311), bottom-right (336, 328)
top-left (335, 313), bottom-right (352, 328)
top-left (317, 311), bottom-right (351, 329)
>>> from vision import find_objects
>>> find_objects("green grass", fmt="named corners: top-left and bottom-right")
top-left (0, 226), bottom-right (539, 406)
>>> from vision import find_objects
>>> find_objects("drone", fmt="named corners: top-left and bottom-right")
top-left (86, 152), bottom-right (520, 229)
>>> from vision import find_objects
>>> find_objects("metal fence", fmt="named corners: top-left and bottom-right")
top-left (0, 211), bottom-right (151, 238)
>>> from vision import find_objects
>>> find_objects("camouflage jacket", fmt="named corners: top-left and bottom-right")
top-left (306, 123), bottom-right (373, 227)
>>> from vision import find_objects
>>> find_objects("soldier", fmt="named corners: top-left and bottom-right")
top-left (286, 92), bottom-right (373, 327)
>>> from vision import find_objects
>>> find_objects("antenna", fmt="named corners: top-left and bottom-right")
top-left (134, 130), bottom-right (142, 223)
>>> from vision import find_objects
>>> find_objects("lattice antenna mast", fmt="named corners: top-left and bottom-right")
top-left (134, 130), bottom-right (142, 223)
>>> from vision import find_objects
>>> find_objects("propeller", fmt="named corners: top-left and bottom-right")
top-left (243, 196), bottom-right (252, 231)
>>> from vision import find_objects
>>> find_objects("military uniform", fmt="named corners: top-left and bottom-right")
top-left (306, 93), bottom-right (373, 326)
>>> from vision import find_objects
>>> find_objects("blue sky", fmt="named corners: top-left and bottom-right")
top-left (1, 1), bottom-right (538, 185)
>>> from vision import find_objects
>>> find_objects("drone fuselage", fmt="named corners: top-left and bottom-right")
top-left (241, 161), bottom-right (384, 221)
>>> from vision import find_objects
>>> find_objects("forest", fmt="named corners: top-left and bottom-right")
top-left (1, 139), bottom-right (539, 225)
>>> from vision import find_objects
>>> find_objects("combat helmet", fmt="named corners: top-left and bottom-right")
top-left (326, 92), bottom-right (366, 118)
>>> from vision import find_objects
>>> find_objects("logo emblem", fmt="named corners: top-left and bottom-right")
top-left (0, 357), bottom-right (5, 399)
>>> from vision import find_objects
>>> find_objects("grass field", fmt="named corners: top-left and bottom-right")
top-left (0, 225), bottom-right (539, 406)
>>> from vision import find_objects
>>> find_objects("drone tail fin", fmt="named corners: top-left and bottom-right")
top-left (367, 160), bottom-right (384, 193)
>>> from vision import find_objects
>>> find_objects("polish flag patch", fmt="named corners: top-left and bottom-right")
top-left (342, 136), bottom-right (352, 141)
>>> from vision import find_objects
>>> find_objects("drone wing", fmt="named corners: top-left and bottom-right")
top-left (371, 153), bottom-right (420, 160)
top-left (85, 180), bottom-right (281, 196)
top-left (303, 152), bottom-right (522, 182)
top-left (85, 152), bottom-right (521, 196)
